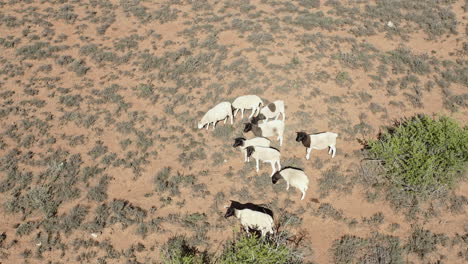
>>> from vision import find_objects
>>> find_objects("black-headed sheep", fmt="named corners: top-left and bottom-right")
top-left (224, 201), bottom-right (274, 237)
top-left (233, 137), bottom-right (271, 162)
top-left (272, 167), bottom-right (309, 200)
top-left (246, 146), bottom-right (281, 177)
top-left (296, 131), bottom-right (338, 159)
top-left (244, 119), bottom-right (285, 146)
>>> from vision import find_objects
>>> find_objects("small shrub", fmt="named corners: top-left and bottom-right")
top-left (332, 233), bottom-right (404, 264)
top-left (160, 235), bottom-right (207, 264)
top-left (406, 226), bottom-right (449, 259)
top-left (219, 233), bottom-right (303, 264)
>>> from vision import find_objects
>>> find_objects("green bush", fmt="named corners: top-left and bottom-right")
top-left (367, 115), bottom-right (467, 196)
top-left (220, 233), bottom-right (302, 264)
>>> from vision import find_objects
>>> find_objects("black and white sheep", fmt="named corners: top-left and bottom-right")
top-left (232, 95), bottom-right (263, 119)
top-left (233, 137), bottom-right (271, 162)
top-left (272, 167), bottom-right (309, 200)
top-left (258, 100), bottom-right (285, 122)
top-left (246, 146), bottom-right (281, 176)
top-left (224, 201), bottom-right (274, 237)
top-left (295, 131), bottom-right (338, 160)
top-left (198, 101), bottom-right (233, 130)
top-left (244, 119), bottom-right (285, 146)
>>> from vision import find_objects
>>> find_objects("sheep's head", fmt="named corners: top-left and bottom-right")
top-left (296, 132), bottom-right (307, 142)
top-left (233, 137), bottom-right (246, 147)
top-left (250, 116), bottom-right (260, 124)
top-left (246, 146), bottom-right (255, 157)
top-left (254, 114), bottom-right (266, 123)
top-left (296, 132), bottom-right (310, 148)
top-left (271, 171), bottom-right (282, 184)
top-left (224, 206), bottom-right (235, 218)
top-left (197, 121), bottom-right (204, 129)
top-left (243, 123), bottom-right (253, 133)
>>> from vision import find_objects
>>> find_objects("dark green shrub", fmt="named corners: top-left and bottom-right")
top-left (160, 235), bottom-right (207, 264)
top-left (367, 115), bottom-right (467, 196)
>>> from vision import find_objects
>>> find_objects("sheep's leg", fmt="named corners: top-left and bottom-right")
top-left (274, 113), bottom-right (280, 120)
top-left (331, 145), bottom-right (336, 158)
top-left (213, 121), bottom-right (216, 130)
top-left (328, 147), bottom-right (332, 154)
top-left (286, 181), bottom-right (289, 190)
top-left (224, 117), bottom-right (227, 124)
top-left (206, 123), bottom-right (210, 130)
top-left (248, 108), bottom-right (255, 119)
top-left (244, 150), bottom-right (248, 162)
top-left (229, 113), bottom-right (233, 124)
top-left (277, 160), bottom-right (281, 171)
top-left (282, 112), bottom-right (285, 121)
top-left (270, 162), bottom-right (276, 177)
top-left (279, 135), bottom-right (283, 146)
top-left (301, 190), bottom-right (306, 200)
top-left (306, 148), bottom-right (311, 160)
top-left (256, 159), bottom-right (259, 172)
top-left (234, 108), bottom-right (239, 117)
top-left (241, 109), bottom-right (244, 118)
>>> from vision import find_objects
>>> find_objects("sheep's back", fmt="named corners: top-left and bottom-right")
top-left (232, 95), bottom-right (262, 108)
top-left (205, 102), bottom-right (231, 120)
top-left (259, 120), bottom-right (284, 136)
top-left (309, 132), bottom-right (337, 149)
top-left (252, 146), bottom-right (280, 160)
top-left (239, 209), bottom-right (274, 230)
top-left (245, 137), bottom-right (271, 148)
top-left (283, 169), bottom-right (309, 189)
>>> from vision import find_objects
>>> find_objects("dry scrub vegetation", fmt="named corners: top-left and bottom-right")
top-left (0, 0), bottom-right (467, 263)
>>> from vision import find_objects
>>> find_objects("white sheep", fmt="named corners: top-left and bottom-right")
top-left (232, 137), bottom-right (271, 162)
top-left (232, 95), bottom-right (263, 119)
top-left (259, 100), bottom-right (285, 122)
top-left (224, 201), bottom-right (274, 237)
top-left (245, 146), bottom-right (281, 177)
top-left (244, 119), bottom-right (285, 146)
top-left (198, 101), bottom-right (233, 130)
top-left (272, 168), bottom-right (309, 200)
top-left (295, 131), bottom-right (338, 160)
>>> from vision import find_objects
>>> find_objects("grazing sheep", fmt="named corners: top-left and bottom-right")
top-left (296, 131), bottom-right (338, 160)
top-left (272, 167), bottom-right (309, 200)
top-left (258, 100), bottom-right (285, 122)
top-left (232, 95), bottom-right (263, 119)
top-left (198, 101), bottom-right (233, 130)
top-left (233, 137), bottom-right (271, 162)
top-left (224, 201), bottom-right (274, 237)
top-left (246, 146), bottom-right (281, 176)
top-left (244, 119), bottom-right (285, 146)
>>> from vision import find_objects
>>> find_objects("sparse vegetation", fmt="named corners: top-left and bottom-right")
top-left (0, 0), bottom-right (465, 263)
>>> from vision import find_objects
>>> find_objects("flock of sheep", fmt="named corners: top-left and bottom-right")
top-left (198, 95), bottom-right (338, 237)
